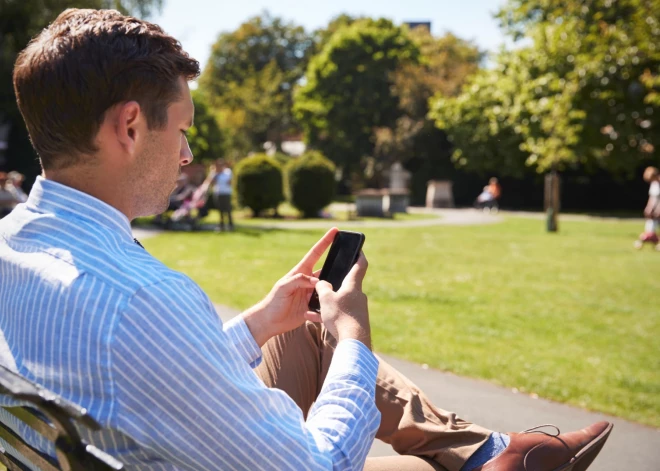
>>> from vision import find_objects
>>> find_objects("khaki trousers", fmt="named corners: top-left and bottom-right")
top-left (255, 322), bottom-right (492, 471)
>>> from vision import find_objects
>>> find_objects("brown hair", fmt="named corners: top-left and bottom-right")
top-left (13, 9), bottom-right (200, 170)
top-left (643, 166), bottom-right (659, 182)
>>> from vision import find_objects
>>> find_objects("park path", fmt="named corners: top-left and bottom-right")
top-left (132, 207), bottom-right (502, 239)
top-left (235, 205), bottom-right (503, 230)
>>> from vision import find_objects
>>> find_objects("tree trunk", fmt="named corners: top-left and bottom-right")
top-left (544, 170), bottom-right (561, 232)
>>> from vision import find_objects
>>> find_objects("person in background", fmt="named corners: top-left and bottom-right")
top-left (211, 158), bottom-right (234, 232)
top-left (0, 172), bottom-right (19, 218)
top-left (475, 177), bottom-right (502, 213)
top-left (169, 173), bottom-right (194, 212)
top-left (7, 172), bottom-right (28, 203)
top-left (153, 173), bottom-right (194, 227)
top-left (634, 166), bottom-right (660, 250)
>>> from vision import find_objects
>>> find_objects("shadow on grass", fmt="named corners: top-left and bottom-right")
top-left (131, 220), bottom-right (322, 238)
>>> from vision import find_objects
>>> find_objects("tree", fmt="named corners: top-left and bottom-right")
top-left (431, 0), bottom-right (660, 177)
top-left (429, 52), bottom-right (535, 177)
top-left (198, 12), bottom-right (312, 155)
top-left (186, 91), bottom-right (225, 163)
top-left (0, 0), bottom-right (163, 176)
top-left (293, 18), bottom-right (419, 180)
top-left (374, 28), bottom-right (482, 200)
top-left (310, 14), bottom-right (361, 56)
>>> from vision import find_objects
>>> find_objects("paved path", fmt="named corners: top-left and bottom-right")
top-left (234, 206), bottom-right (503, 230)
top-left (212, 305), bottom-right (659, 471)
top-left (132, 207), bottom-right (643, 239)
top-left (132, 207), bottom-right (502, 237)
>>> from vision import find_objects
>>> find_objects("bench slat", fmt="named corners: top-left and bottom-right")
top-left (4, 407), bottom-right (59, 443)
top-left (0, 367), bottom-right (101, 432)
top-left (0, 421), bottom-right (60, 471)
top-left (0, 451), bottom-right (31, 471)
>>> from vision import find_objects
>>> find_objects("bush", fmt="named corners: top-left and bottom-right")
top-left (286, 151), bottom-right (336, 218)
top-left (234, 154), bottom-right (284, 216)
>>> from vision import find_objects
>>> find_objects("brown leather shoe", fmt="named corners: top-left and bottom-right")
top-left (474, 421), bottom-right (613, 471)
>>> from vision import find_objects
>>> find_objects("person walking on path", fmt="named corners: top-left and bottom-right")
top-left (0, 8), bottom-right (612, 471)
top-left (635, 166), bottom-right (660, 249)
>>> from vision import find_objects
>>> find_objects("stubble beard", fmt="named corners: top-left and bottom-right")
top-left (130, 142), bottom-right (176, 218)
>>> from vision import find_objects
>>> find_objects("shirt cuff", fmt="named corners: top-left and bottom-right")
top-left (326, 339), bottom-right (379, 391)
top-left (223, 316), bottom-right (263, 368)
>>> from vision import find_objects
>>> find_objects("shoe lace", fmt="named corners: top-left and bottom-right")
top-left (520, 425), bottom-right (564, 471)
top-left (521, 424), bottom-right (561, 437)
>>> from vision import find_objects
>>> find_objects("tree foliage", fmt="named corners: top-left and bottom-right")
top-left (186, 91), bottom-right (225, 163)
top-left (198, 12), bottom-right (312, 156)
top-left (431, 0), bottom-right (660, 176)
top-left (293, 18), bottom-right (419, 175)
top-left (374, 28), bottom-right (482, 196)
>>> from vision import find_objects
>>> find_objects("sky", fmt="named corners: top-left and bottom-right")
top-left (153, 0), bottom-right (509, 71)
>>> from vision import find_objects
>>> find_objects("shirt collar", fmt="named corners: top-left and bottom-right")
top-left (26, 176), bottom-right (133, 241)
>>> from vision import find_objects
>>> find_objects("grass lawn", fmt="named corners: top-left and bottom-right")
top-left (142, 216), bottom-right (660, 428)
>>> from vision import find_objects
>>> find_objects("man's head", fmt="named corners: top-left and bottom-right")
top-left (0, 173), bottom-right (7, 188)
top-left (13, 9), bottom-right (200, 217)
top-left (643, 166), bottom-right (659, 183)
top-left (216, 159), bottom-right (228, 171)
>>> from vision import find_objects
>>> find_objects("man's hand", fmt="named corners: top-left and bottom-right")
top-left (242, 228), bottom-right (338, 347)
top-left (306, 253), bottom-right (371, 349)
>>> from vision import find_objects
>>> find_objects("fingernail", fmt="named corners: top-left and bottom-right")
top-left (310, 277), bottom-right (319, 283)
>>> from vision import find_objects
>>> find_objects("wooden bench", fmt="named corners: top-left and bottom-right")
top-left (0, 364), bottom-right (122, 471)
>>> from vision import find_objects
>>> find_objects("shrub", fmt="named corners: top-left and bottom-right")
top-left (234, 154), bottom-right (284, 216)
top-left (286, 151), bottom-right (336, 218)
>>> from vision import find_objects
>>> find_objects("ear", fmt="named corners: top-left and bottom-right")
top-left (115, 101), bottom-right (143, 155)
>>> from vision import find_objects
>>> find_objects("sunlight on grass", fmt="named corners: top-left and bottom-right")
top-left (143, 217), bottom-right (660, 427)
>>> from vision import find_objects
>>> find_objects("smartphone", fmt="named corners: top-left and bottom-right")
top-left (308, 231), bottom-right (366, 313)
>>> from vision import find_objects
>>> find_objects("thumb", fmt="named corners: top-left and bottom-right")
top-left (314, 280), bottom-right (333, 298)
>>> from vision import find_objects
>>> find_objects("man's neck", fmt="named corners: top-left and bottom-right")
top-left (43, 167), bottom-right (135, 220)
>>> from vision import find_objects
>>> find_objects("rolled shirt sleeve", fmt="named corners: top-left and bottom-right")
top-left (223, 316), bottom-right (263, 368)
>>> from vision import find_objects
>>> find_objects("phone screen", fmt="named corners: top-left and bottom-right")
top-left (308, 231), bottom-right (365, 313)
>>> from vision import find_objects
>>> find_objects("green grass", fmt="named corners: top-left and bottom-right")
top-left (142, 217), bottom-right (660, 428)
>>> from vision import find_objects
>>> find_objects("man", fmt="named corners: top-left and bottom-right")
top-left (210, 159), bottom-right (234, 232)
top-left (0, 8), bottom-right (612, 471)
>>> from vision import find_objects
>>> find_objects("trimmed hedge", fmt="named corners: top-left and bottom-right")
top-left (234, 154), bottom-right (284, 216)
top-left (286, 151), bottom-right (336, 218)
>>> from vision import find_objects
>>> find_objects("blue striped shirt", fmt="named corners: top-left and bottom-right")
top-left (0, 177), bottom-right (380, 470)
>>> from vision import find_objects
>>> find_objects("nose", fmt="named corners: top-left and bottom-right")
top-left (180, 134), bottom-right (193, 166)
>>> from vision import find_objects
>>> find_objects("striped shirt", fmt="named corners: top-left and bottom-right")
top-left (0, 177), bottom-right (380, 470)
